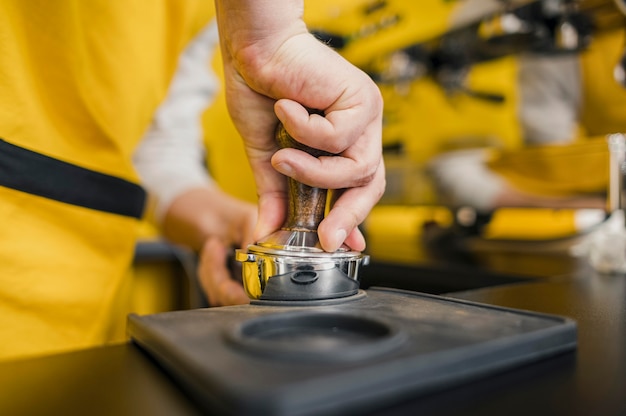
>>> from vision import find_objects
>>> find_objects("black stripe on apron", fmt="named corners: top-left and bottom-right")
top-left (0, 138), bottom-right (146, 219)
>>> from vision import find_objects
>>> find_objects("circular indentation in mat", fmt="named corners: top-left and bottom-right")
top-left (226, 311), bottom-right (405, 362)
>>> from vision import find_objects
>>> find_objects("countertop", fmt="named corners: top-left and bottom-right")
top-left (1, 241), bottom-right (625, 416)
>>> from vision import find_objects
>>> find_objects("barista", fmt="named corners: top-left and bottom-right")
top-left (0, 0), bottom-right (384, 361)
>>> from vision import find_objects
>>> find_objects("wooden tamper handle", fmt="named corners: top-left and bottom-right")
top-left (275, 122), bottom-right (335, 233)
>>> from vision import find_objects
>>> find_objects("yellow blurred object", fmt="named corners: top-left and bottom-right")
top-left (304, 0), bottom-right (458, 67)
top-left (382, 57), bottom-right (521, 164)
top-left (129, 244), bottom-right (188, 318)
top-left (580, 28), bottom-right (626, 136)
top-left (365, 205), bottom-right (453, 263)
top-left (488, 138), bottom-right (609, 196)
top-left (482, 208), bottom-right (606, 240)
top-left (129, 208), bottom-right (193, 336)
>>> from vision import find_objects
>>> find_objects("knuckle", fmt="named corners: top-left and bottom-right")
top-left (354, 161), bottom-right (379, 187)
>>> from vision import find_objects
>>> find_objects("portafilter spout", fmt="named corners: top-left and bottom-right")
top-left (235, 119), bottom-right (369, 302)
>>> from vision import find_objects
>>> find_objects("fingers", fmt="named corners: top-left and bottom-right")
top-left (266, 99), bottom-right (384, 252)
top-left (274, 83), bottom-right (382, 155)
top-left (198, 238), bottom-right (249, 307)
top-left (252, 191), bottom-right (288, 243)
top-left (344, 227), bottom-right (367, 252)
top-left (271, 143), bottom-right (380, 190)
top-left (317, 158), bottom-right (386, 252)
top-left (257, 155), bottom-right (384, 252)
top-left (272, 97), bottom-right (383, 191)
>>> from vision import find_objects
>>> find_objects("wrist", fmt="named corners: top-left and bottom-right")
top-left (215, 0), bottom-right (307, 62)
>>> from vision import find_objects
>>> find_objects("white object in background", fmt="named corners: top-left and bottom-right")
top-left (572, 210), bottom-right (626, 274)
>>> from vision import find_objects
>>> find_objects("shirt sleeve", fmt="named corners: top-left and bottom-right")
top-left (517, 53), bottom-right (582, 145)
top-left (428, 148), bottom-right (506, 212)
top-left (133, 21), bottom-right (220, 222)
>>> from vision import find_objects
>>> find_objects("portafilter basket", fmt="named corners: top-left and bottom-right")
top-left (235, 120), bottom-right (369, 302)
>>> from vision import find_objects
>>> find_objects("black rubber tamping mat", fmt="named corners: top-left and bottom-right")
top-left (128, 287), bottom-right (577, 416)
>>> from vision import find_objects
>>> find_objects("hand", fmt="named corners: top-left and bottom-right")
top-left (216, 1), bottom-right (385, 252)
top-left (162, 186), bottom-right (256, 306)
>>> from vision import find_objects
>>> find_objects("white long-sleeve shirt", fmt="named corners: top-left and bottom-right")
top-left (133, 21), bottom-right (220, 221)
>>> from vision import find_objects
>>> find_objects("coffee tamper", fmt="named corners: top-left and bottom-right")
top-left (235, 122), bottom-right (369, 302)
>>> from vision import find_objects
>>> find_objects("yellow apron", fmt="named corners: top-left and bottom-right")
top-left (487, 28), bottom-right (626, 196)
top-left (0, 1), bottom-right (214, 361)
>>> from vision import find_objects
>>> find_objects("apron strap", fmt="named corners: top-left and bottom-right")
top-left (0, 138), bottom-right (146, 219)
